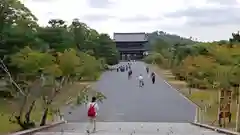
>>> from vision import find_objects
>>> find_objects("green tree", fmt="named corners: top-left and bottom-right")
top-left (39, 48), bottom-right (82, 126)
top-left (6, 46), bottom-right (55, 129)
top-left (37, 19), bottom-right (75, 52)
top-left (69, 19), bottom-right (119, 65)
top-left (0, 0), bottom-right (38, 57)
top-left (78, 52), bottom-right (102, 80)
top-left (0, 0), bottom-right (115, 132)
top-left (96, 34), bottom-right (119, 65)
top-left (3, 47), bottom-right (97, 128)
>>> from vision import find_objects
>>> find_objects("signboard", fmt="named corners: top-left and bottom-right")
top-left (218, 90), bottom-right (232, 127)
top-left (219, 90), bottom-right (232, 112)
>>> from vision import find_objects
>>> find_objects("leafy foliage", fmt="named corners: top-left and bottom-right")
top-left (0, 0), bottom-right (118, 131)
top-left (146, 31), bottom-right (197, 50)
top-left (147, 31), bottom-right (240, 129)
top-left (148, 32), bottom-right (240, 90)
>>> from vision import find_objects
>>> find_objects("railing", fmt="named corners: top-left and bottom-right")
top-left (9, 121), bottom-right (66, 135)
top-left (195, 107), bottom-right (207, 123)
top-left (191, 122), bottom-right (240, 135)
top-left (193, 107), bottom-right (240, 135)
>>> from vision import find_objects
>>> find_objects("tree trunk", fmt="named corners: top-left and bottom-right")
top-left (16, 92), bottom-right (29, 129)
top-left (25, 100), bottom-right (36, 124)
top-left (40, 108), bottom-right (49, 126)
top-left (19, 94), bottom-right (28, 119)
top-left (14, 95), bottom-right (36, 129)
top-left (15, 116), bottom-right (26, 129)
top-left (39, 77), bottom-right (66, 126)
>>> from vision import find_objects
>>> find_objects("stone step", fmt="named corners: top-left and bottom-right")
top-left (35, 132), bottom-right (222, 135)
top-left (35, 122), bottom-right (225, 135)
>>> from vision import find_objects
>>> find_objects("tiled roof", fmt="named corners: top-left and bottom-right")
top-left (113, 32), bottom-right (147, 42)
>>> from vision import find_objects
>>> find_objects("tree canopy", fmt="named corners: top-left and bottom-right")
top-left (145, 31), bottom-right (240, 91)
top-left (0, 0), bottom-right (118, 131)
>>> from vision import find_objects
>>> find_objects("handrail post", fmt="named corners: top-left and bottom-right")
top-left (195, 107), bottom-right (198, 123)
top-left (195, 107), bottom-right (201, 123)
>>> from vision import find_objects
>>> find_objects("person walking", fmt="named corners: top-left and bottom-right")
top-left (86, 97), bottom-right (99, 134)
top-left (128, 69), bottom-right (132, 79)
top-left (137, 74), bottom-right (144, 87)
top-left (151, 72), bottom-right (156, 84)
top-left (146, 66), bottom-right (149, 74)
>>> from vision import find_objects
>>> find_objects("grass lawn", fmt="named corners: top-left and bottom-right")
top-left (0, 99), bottom-right (21, 134)
top-left (0, 82), bottom-right (91, 134)
top-left (150, 64), bottom-right (237, 130)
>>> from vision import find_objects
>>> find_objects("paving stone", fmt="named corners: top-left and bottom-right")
top-left (35, 122), bottom-right (226, 135)
top-left (35, 62), bottom-right (226, 135)
top-left (63, 62), bottom-right (196, 123)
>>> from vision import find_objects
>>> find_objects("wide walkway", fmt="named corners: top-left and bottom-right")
top-left (38, 122), bottom-right (225, 135)
top-left (63, 61), bottom-right (196, 122)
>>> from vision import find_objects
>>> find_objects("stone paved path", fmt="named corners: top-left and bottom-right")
top-left (62, 61), bottom-right (196, 122)
top-left (35, 62), bottom-right (228, 135)
top-left (35, 122), bottom-right (225, 135)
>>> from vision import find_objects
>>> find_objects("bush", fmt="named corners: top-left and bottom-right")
top-left (150, 41), bottom-right (240, 91)
top-left (143, 52), bottom-right (165, 64)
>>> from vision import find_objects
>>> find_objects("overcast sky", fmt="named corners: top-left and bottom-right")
top-left (22, 0), bottom-right (240, 41)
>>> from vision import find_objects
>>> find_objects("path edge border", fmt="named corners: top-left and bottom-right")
top-left (191, 122), bottom-right (240, 135)
top-left (148, 64), bottom-right (199, 108)
top-left (148, 63), bottom-right (202, 123)
top-left (161, 78), bottom-right (199, 107)
top-left (8, 121), bottom-right (66, 135)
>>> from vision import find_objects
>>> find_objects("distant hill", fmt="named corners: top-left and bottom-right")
top-left (145, 31), bottom-right (198, 50)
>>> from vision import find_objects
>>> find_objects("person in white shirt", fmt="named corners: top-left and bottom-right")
top-left (86, 97), bottom-right (99, 133)
top-left (138, 74), bottom-right (144, 87)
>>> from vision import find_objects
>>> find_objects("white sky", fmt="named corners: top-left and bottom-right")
top-left (22, 0), bottom-right (240, 41)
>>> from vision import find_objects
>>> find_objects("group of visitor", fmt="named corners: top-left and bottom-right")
top-left (116, 63), bottom-right (131, 72)
top-left (136, 66), bottom-right (155, 87)
top-left (146, 66), bottom-right (156, 84)
top-left (85, 63), bottom-right (157, 134)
